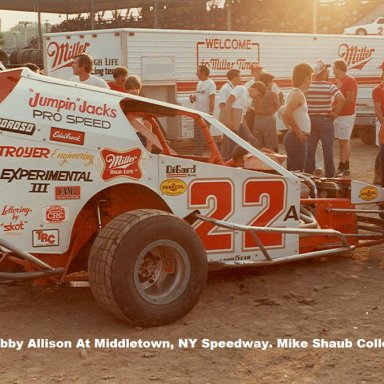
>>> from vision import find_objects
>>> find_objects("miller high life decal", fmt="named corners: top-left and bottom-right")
top-left (338, 43), bottom-right (375, 70)
top-left (101, 148), bottom-right (143, 181)
top-left (47, 40), bottom-right (90, 72)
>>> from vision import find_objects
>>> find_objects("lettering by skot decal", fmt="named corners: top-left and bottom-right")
top-left (50, 127), bottom-right (85, 145)
top-left (0, 118), bottom-right (35, 135)
top-left (32, 229), bottom-right (59, 247)
top-left (0, 146), bottom-right (50, 158)
top-left (166, 165), bottom-right (196, 178)
top-left (42, 205), bottom-right (69, 224)
top-left (55, 186), bottom-right (81, 200)
top-left (0, 204), bottom-right (32, 233)
top-left (359, 186), bottom-right (378, 201)
top-left (101, 148), bottom-right (142, 181)
top-left (160, 179), bottom-right (187, 196)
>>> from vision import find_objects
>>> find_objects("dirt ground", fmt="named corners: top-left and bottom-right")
top-left (1, 138), bottom-right (383, 384)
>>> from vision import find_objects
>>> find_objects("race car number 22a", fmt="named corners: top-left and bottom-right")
top-left (189, 179), bottom-right (287, 252)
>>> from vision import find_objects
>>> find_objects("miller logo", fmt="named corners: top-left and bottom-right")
top-left (338, 43), bottom-right (375, 70)
top-left (47, 41), bottom-right (90, 72)
top-left (101, 148), bottom-right (142, 181)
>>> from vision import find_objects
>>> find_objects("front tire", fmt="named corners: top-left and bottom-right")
top-left (88, 209), bottom-right (207, 327)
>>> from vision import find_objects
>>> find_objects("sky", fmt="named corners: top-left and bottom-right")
top-left (0, 10), bottom-right (62, 32)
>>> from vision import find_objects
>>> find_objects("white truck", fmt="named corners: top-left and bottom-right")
top-left (43, 28), bottom-right (384, 144)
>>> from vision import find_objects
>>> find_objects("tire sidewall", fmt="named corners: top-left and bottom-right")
top-left (111, 214), bottom-right (207, 326)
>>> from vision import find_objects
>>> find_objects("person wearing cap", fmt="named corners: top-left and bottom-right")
top-left (372, 61), bottom-right (384, 186)
top-left (245, 63), bottom-right (284, 104)
top-left (304, 60), bottom-right (345, 178)
top-left (281, 63), bottom-right (314, 172)
top-left (333, 59), bottom-right (358, 177)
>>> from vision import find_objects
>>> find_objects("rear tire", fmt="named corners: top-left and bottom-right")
top-left (88, 209), bottom-right (207, 327)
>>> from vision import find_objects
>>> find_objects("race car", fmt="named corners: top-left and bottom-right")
top-left (343, 17), bottom-right (384, 35)
top-left (0, 67), bottom-right (383, 327)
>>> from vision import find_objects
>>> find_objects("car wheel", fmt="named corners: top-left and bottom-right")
top-left (88, 209), bottom-right (208, 327)
top-left (356, 28), bottom-right (367, 35)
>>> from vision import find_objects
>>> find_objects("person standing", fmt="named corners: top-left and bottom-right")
top-left (70, 53), bottom-right (109, 89)
top-left (222, 81), bottom-right (266, 160)
top-left (245, 63), bottom-right (284, 104)
top-left (108, 66), bottom-right (128, 91)
top-left (305, 60), bottom-right (345, 178)
top-left (372, 62), bottom-right (384, 186)
top-left (218, 68), bottom-right (241, 124)
top-left (333, 59), bottom-right (358, 177)
top-left (282, 63), bottom-right (314, 172)
top-left (190, 65), bottom-right (216, 155)
top-left (252, 72), bottom-right (281, 152)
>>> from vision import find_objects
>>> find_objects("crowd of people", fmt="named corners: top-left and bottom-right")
top-left (52, 51), bottom-right (383, 183)
top-left (48, 0), bottom-right (381, 35)
top-left (187, 58), bottom-right (381, 180)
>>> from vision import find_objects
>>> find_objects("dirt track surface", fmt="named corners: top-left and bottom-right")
top-left (1, 138), bottom-right (383, 384)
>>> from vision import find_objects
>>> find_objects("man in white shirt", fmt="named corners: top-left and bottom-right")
top-left (190, 65), bottom-right (216, 155)
top-left (218, 68), bottom-right (241, 124)
top-left (221, 81), bottom-right (266, 160)
top-left (70, 53), bottom-right (109, 89)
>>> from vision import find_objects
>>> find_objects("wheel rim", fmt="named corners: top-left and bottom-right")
top-left (133, 240), bottom-right (191, 305)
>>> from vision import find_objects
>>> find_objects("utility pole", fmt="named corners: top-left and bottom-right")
top-left (313, 0), bottom-right (318, 34)
top-left (18, 21), bottom-right (33, 44)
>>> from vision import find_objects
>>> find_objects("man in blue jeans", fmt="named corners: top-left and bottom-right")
top-left (305, 60), bottom-right (345, 178)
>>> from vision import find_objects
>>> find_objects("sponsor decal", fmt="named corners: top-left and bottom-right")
top-left (50, 148), bottom-right (94, 166)
top-left (32, 229), bottom-right (59, 247)
top-left (0, 205), bottom-right (32, 233)
top-left (0, 146), bottom-right (50, 158)
top-left (166, 164), bottom-right (196, 178)
top-left (359, 186), bottom-right (378, 201)
top-left (338, 44), bottom-right (375, 70)
top-left (197, 38), bottom-right (260, 75)
top-left (0, 168), bottom-right (93, 183)
top-left (50, 127), bottom-right (85, 145)
top-left (42, 205), bottom-right (69, 224)
top-left (30, 183), bottom-right (49, 193)
top-left (47, 41), bottom-right (90, 72)
top-left (0, 118), bottom-right (35, 135)
top-left (160, 179), bottom-right (187, 196)
top-left (29, 91), bottom-right (117, 118)
top-left (101, 148), bottom-right (142, 181)
top-left (55, 186), bottom-right (81, 200)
